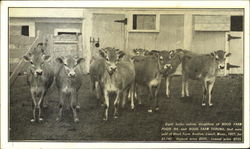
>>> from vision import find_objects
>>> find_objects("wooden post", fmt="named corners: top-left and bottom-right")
top-left (9, 31), bottom-right (41, 87)
top-left (82, 9), bottom-right (92, 73)
top-left (183, 13), bottom-right (193, 50)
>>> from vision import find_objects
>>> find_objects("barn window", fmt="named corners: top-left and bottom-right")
top-left (54, 28), bottom-right (81, 36)
top-left (21, 26), bottom-right (29, 36)
top-left (58, 32), bottom-right (77, 35)
top-left (230, 16), bottom-right (243, 31)
top-left (130, 14), bottom-right (160, 32)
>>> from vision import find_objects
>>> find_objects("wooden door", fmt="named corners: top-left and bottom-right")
top-left (92, 14), bottom-right (125, 57)
top-left (227, 32), bottom-right (243, 74)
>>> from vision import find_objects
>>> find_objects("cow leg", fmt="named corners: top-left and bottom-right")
top-left (181, 75), bottom-right (186, 97)
top-left (208, 79), bottom-right (215, 106)
top-left (76, 93), bottom-right (80, 110)
top-left (114, 91), bottom-right (121, 119)
top-left (185, 80), bottom-right (190, 97)
top-left (71, 91), bottom-right (79, 123)
top-left (134, 84), bottom-right (141, 105)
top-left (202, 80), bottom-right (208, 106)
top-left (43, 96), bottom-right (48, 108)
top-left (56, 92), bottom-right (64, 121)
top-left (122, 90), bottom-right (126, 109)
top-left (38, 91), bottom-right (45, 122)
top-left (165, 76), bottom-right (170, 98)
top-left (148, 86), bottom-right (154, 113)
top-left (103, 90), bottom-right (109, 121)
top-left (30, 91), bottom-right (37, 122)
top-left (130, 84), bottom-right (135, 110)
top-left (154, 85), bottom-right (160, 111)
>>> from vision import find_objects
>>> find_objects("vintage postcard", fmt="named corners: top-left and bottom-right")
top-left (1, 0), bottom-right (249, 148)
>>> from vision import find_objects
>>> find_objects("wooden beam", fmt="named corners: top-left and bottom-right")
top-left (9, 31), bottom-right (41, 87)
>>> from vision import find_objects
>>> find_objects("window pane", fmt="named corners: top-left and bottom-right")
top-left (133, 14), bottom-right (156, 30)
top-left (21, 26), bottom-right (29, 36)
top-left (231, 16), bottom-right (243, 31)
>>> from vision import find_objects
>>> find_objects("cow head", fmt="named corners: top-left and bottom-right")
top-left (133, 48), bottom-right (149, 56)
top-left (99, 47), bottom-right (125, 75)
top-left (23, 51), bottom-right (51, 78)
top-left (56, 56), bottom-right (85, 78)
top-left (157, 50), bottom-right (177, 74)
top-left (211, 50), bottom-right (231, 69)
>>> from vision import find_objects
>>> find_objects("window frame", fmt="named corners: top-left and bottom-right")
top-left (128, 13), bottom-right (160, 33)
top-left (54, 28), bottom-right (81, 36)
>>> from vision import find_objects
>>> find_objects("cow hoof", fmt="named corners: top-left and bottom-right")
top-left (39, 118), bottom-right (44, 122)
top-left (30, 119), bottom-right (35, 123)
top-left (103, 117), bottom-right (108, 121)
top-left (209, 103), bottom-right (213, 107)
top-left (56, 117), bottom-right (61, 122)
top-left (202, 103), bottom-right (206, 106)
top-left (148, 109), bottom-right (153, 113)
top-left (74, 118), bottom-right (79, 123)
top-left (131, 105), bottom-right (135, 110)
top-left (155, 107), bottom-right (160, 111)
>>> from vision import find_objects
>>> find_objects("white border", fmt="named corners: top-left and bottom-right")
top-left (1, 1), bottom-right (249, 149)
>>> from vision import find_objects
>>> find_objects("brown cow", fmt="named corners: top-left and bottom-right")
top-left (132, 50), bottom-right (174, 112)
top-left (99, 47), bottom-right (135, 121)
top-left (181, 50), bottom-right (231, 106)
top-left (23, 48), bottom-right (54, 123)
top-left (55, 56), bottom-right (85, 122)
top-left (89, 58), bottom-right (106, 104)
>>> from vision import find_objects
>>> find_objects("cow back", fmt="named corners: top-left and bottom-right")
top-left (183, 54), bottom-right (217, 79)
top-left (133, 56), bottom-right (160, 85)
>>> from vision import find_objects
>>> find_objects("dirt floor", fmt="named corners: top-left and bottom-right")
top-left (9, 74), bottom-right (243, 141)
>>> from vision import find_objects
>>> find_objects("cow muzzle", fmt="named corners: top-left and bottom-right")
top-left (164, 64), bottom-right (172, 70)
top-left (218, 64), bottom-right (225, 69)
top-left (35, 69), bottom-right (43, 76)
top-left (68, 71), bottom-right (76, 77)
top-left (108, 66), bottom-right (117, 75)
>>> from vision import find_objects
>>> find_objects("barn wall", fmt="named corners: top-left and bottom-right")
top-left (35, 22), bottom-right (82, 35)
top-left (128, 14), bottom-right (184, 51)
top-left (191, 31), bottom-right (225, 54)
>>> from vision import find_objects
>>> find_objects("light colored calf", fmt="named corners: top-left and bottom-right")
top-left (132, 50), bottom-right (174, 112)
top-left (55, 56), bottom-right (85, 122)
top-left (181, 50), bottom-right (231, 106)
top-left (23, 48), bottom-right (54, 123)
top-left (99, 47), bottom-right (135, 121)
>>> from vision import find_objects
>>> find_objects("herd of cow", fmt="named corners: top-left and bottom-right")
top-left (22, 44), bottom-right (231, 123)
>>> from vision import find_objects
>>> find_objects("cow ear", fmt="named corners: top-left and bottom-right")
top-left (210, 52), bottom-right (215, 57)
top-left (226, 52), bottom-right (231, 57)
top-left (56, 57), bottom-right (64, 64)
top-left (118, 51), bottom-right (125, 59)
top-left (133, 49), bottom-right (137, 53)
top-left (43, 55), bottom-right (51, 62)
top-left (76, 58), bottom-right (85, 64)
top-left (99, 49), bottom-right (106, 58)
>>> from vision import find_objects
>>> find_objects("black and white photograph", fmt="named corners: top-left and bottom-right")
top-left (1, 1), bottom-right (249, 148)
